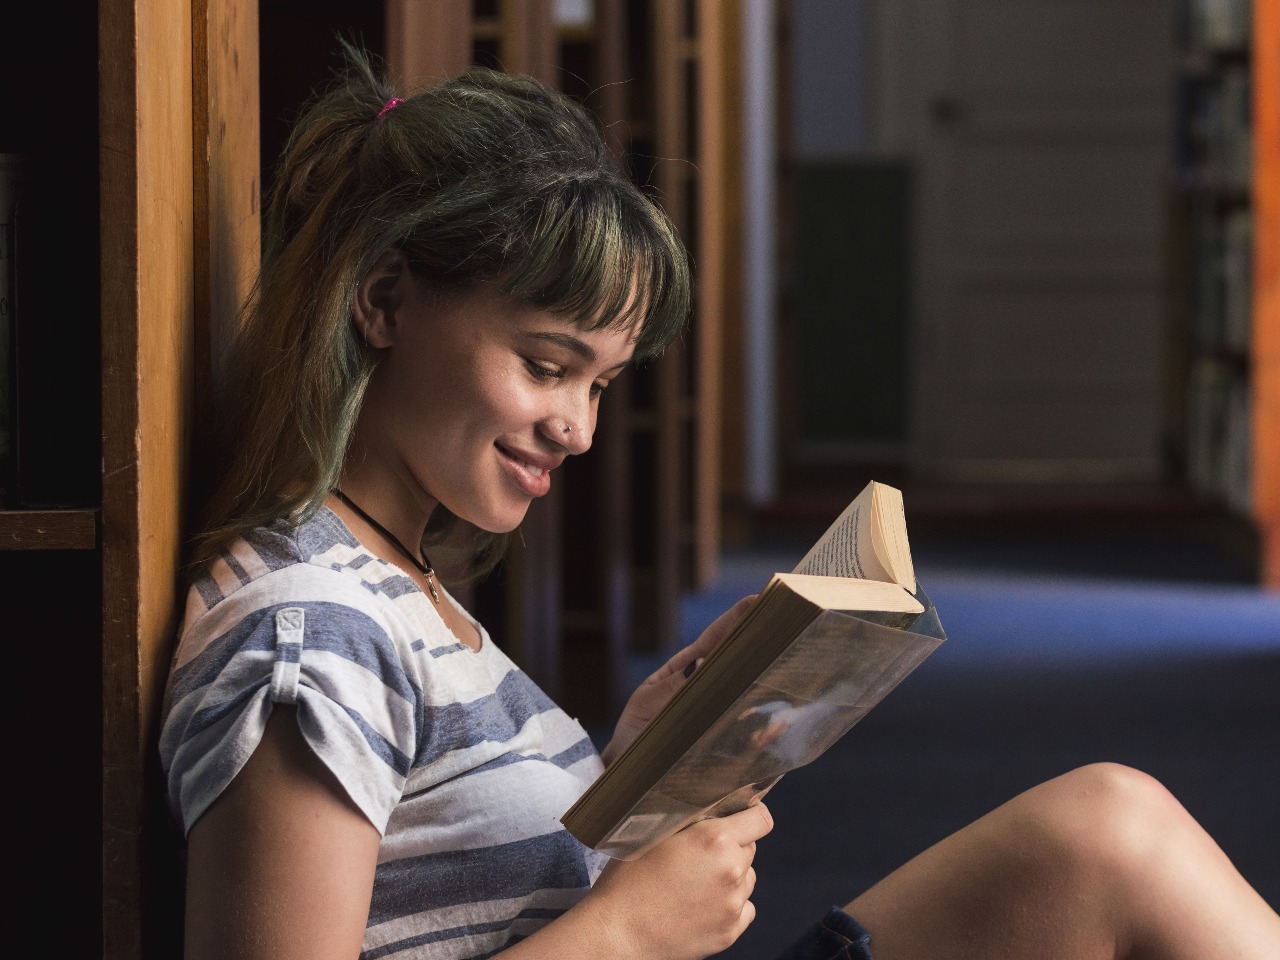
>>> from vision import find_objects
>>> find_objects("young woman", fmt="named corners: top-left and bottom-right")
top-left (160, 45), bottom-right (1280, 960)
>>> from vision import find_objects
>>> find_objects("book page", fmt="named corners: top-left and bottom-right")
top-left (870, 484), bottom-right (916, 594)
top-left (791, 484), bottom-right (893, 582)
top-left (776, 573), bottom-right (921, 614)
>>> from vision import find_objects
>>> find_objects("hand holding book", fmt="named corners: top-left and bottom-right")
top-left (601, 594), bottom-right (757, 766)
top-left (563, 481), bottom-right (946, 860)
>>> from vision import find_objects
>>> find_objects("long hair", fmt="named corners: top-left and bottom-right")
top-left (192, 41), bottom-right (691, 577)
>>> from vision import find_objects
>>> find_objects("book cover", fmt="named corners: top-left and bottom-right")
top-left (562, 481), bottom-right (946, 860)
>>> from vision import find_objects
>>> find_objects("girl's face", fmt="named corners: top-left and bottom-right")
top-left (349, 266), bottom-right (638, 534)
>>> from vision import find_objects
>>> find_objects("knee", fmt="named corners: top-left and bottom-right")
top-left (1014, 763), bottom-right (1189, 884)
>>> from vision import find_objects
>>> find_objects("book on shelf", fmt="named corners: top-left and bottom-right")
top-left (562, 480), bottom-right (946, 861)
top-left (1186, 356), bottom-right (1251, 510)
top-left (1178, 0), bottom-right (1251, 53)
top-left (1220, 207), bottom-right (1252, 354)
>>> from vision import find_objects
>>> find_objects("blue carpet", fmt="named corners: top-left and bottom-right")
top-left (680, 555), bottom-right (1280, 673)
top-left (652, 541), bottom-right (1280, 958)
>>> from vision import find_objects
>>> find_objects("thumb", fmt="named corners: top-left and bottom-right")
top-left (723, 801), bottom-right (774, 844)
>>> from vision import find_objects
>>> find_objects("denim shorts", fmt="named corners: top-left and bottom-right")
top-left (771, 906), bottom-right (874, 960)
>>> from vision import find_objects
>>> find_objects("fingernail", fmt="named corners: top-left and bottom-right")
top-left (683, 658), bottom-right (702, 678)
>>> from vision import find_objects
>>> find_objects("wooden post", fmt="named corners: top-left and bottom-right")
top-left (712, 0), bottom-right (749, 548)
top-left (385, 0), bottom-right (473, 93)
top-left (102, 0), bottom-right (260, 954)
top-left (695, 0), bottom-right (731, 589)
top-left (1253, 0), bottom-right (1279, 588)
top-left (502, 0), bottom-right (557, 85)
top-left (100, 0), bottom-right (194, 954)
top-left (193, 0), bottom-right (261, 514)
top-left (651, 0), bottom-right (689, 651)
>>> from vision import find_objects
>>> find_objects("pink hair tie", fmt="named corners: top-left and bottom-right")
top-left (377, 97), bottom-right (405, 121)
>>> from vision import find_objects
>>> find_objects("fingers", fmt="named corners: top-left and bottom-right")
top-left (698, 595), bottom-right (757, 648)
top-left (671, 595), bottom-right (759, 674)
top-left (720, 801), bottom-right (774, 845)
top-left (646, 595), bottom-right (758, 687)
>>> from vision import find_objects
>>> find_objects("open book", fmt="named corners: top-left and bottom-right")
top-left (561, 481), bottom-right (946, 860)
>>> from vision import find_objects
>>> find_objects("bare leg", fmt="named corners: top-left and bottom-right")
top-left (845, 763), bottom-right (1280, 960)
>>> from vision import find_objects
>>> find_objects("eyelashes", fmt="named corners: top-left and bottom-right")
top-left (524, 358), bottom-right (563, 382)
top-left (523, 357), bottom-right (610, 397)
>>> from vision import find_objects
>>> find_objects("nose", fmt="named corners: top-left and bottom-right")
top-left (542, 395), bottom-right (594, 455)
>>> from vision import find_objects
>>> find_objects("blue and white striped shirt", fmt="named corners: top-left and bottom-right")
top-left (160, 507), bottom-right (608, 959)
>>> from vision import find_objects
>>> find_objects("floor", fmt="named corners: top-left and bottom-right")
top-left (645, 512), bottom-right (1280, 958)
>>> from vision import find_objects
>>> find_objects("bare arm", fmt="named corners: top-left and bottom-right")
top-left (184, 703), bottom-right (772, 960)
top-left (183, 706), bottom-right (381, 960)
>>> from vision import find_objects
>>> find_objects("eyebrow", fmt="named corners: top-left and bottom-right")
top-left (526, 331), bottom-right (632, 370)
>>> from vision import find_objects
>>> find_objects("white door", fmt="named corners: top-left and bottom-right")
top-left (876, 0), bottom-right (1177, 482)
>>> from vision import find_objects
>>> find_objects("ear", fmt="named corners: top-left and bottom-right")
top-left (353, 250), bottom-right (413, 348)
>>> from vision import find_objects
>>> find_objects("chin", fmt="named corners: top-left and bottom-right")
top-left (461, 501), bottom-right (534, 535)
top-left (478, 517), bottom-right (527, 535)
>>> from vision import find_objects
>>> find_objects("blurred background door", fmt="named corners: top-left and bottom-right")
top-left (899, 0), bottom-right (1176, 483)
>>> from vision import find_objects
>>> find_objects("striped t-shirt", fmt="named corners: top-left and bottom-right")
top-left (160, 507), bottom-right (609, 959)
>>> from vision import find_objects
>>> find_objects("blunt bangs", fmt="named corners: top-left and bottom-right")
top-left (495, 177), bottom-right (690, 360)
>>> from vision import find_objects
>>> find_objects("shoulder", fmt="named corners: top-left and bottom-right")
top-left (170, 510), bottom-right (415, 686)
top-left (181, 508), bottom-right (412, 629)
top-left (162, 511), bottom-right (432, 834)
top-left (183, 508), bottom-right (370, 616)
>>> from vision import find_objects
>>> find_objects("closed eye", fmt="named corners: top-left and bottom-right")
top-left (524, 358), bottom-right (564, 382)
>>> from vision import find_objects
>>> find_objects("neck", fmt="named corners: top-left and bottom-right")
top-left (330, 487), bottom-right (442, 604)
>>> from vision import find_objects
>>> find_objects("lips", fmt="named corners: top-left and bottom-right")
top-left (495, 443), bottom-right (560, 498)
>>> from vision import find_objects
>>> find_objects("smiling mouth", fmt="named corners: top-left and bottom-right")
top-left (497, 445), bottom-right (545, 475)
top-left (495, 443), bottom-right (556, 497)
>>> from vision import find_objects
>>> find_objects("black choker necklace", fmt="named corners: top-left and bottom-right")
top-left (331, 488), bottom-right (441, 604)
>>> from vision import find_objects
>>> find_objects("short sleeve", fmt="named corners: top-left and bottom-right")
top-left (160, 567), bottom-right (423, 837)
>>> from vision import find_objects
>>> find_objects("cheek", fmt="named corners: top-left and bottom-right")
top-left (477, 368), bottom-right (544, 424)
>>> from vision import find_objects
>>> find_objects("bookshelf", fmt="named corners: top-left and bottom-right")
top-left (2, 3), bottom-right (721, 957)
top-left (1173, 0), bottom-right (1279, 586)
top-left (1256, 0), bottom-right (1280, 587)
top-left (2, 7), bottom-right (106, 959)
top-left (2, 1), bottom-right (260, 956)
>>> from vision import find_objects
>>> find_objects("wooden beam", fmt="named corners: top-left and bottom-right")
top-left (501, 487), bottom-right (564, 699)
top-left (501, 0), bottom-right (557, 85)
top-left (694, 0), bottom-right (735, 589)
top-left (193, 0), bottom-right (260, 512)
top-left (0, 508), bottom-right (96, 549)
top-left (652, 0), bottom-right (688, 649)
top-left (385, 0), bottom-right (472, 92)
top-left (100, 0), bottom-right (195, 954)
top-left (713, 0), bottom-right (748, 546)
top-left (1254, 0), bottom-right (1279, 588)
top-left (593, 0), bottom-right (630, 158)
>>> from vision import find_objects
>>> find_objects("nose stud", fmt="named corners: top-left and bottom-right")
top-left (564, 424), bottom-right (573, 435)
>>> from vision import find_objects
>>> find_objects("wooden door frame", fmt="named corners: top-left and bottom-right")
top-left (101, 0), bottom-right (260, 955)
